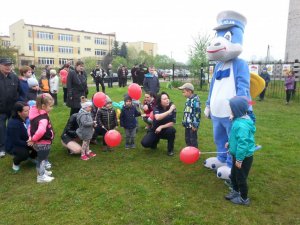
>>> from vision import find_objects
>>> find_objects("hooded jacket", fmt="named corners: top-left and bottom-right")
top-left (228, 97), bottom-right (256, 161)
top-left (76, 108), bottom-right (94, 141)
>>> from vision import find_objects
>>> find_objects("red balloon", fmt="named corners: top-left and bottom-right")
top-left (104, 130), bottom-right (122, 147)
top-left (128, 83), bottom-right (142, 100)
top-left (149, 111), bottom-right (154, 120)
top-left (180, 146), bottom-right (201, 164)
top-left (60, 69), bottom-right (68, 76)
top-left (93, 92), bottom-right (106, 108)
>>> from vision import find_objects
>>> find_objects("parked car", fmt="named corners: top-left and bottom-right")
top-left (104, 73), bottom-right (118, 83)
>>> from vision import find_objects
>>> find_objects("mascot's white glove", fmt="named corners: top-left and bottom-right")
top-left (204, 106), bottom-right (210, 118)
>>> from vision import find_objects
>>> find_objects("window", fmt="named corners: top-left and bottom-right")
top-left (84, 48), bottom-right (91, 52)
top-left (78, 47), bottom-right (80, 55)
top-left (1, 40), bottom-right (10, 47)
top-left (95, 49), bottom-right (107, 56)
top-left (28, 30), bottom-right (32, 38)
top-left (37, 45), bottom-right (54, 52)
top-left (95, 38), bottom-right (107, 45)
top-left (38, 57), bottom-right (54, 65)
top-left (29, 43), bottom-right (33, 51)
top-left (59, 34), bottom-right (73, 42)
top-left (37, 32), bottom-right (54, 40)
top-left (84, 36), bottom-right (91, 40)
top-left (77, 36), bottom-right (80, 43)
top-left (59, 58), bottom-right (74, 65)
top-left (59, 46), bottom-right (73, 54)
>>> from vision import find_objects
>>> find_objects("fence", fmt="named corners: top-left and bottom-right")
top-left (170, 63), bottom-right (299, 102)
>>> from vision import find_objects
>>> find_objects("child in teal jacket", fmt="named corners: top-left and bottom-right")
top-left (225, 96), bottom-right (256, 206)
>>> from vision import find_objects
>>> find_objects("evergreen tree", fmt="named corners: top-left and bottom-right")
top-left (119, 43), bottom-right (128, 58)
top-left (112, 41), bottom-right (120, 57)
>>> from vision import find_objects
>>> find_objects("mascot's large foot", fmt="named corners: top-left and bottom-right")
top-left (204, 157), bottom-right (227, 170)
top-left (217, 165), bottom-right (231, 180)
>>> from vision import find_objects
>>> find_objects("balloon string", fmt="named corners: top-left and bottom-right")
top-left (200, 151), bottom-right (227, 154)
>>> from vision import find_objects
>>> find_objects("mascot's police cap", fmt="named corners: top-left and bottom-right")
top-left (214, 10), bottom-right (247, 31)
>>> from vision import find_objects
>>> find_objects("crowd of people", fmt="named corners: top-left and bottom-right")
top-left (0, 56), bottom-right (297, 206)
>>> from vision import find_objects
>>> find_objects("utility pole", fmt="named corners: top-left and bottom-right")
top-left (266, 45), bottom-right (270, 64)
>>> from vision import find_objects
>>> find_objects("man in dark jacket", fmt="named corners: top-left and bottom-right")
top-left (259, 67), bottom-right (271, 101)
top-left (0, 58), bottom-right (20, 157)
top-left (91, 65), bottom-right (106, 93)
top-left (137, 63), bottom-right (148, 86)
top-left (143, 66), bottom-right (160, 96)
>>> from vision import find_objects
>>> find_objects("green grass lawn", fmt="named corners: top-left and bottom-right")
top-left (0, 85), bottom-right (300, 225)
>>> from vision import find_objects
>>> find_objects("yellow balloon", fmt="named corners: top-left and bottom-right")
top-left (250, 72), bottom-right (266, 99)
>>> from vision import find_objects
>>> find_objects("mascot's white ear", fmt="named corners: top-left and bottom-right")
top-left (217, 166), bottom-right (231, 180)
top-left (204, 157), bottom-right (227, 170)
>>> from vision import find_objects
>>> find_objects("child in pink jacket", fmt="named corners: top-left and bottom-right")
top-left (28, 93), bottom-right (55, 183)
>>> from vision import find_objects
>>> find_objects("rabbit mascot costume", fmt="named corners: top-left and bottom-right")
top-left (204, 10), bottom-right (253, 180)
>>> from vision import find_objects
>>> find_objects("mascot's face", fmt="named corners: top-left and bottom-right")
top-left (207, 26), bottom-right (244, 62)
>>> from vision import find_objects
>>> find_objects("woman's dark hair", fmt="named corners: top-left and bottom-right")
top-left (156, 91), bottom-right (169, 109)
top-left (11, 101), bottom-right (29, 119)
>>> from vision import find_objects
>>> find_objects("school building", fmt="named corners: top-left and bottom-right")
top-left (7, 19), bottom-right (116, 67)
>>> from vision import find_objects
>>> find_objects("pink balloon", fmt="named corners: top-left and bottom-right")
top-left (93, 92), bottom-right (106, 108)
top-left (149, 111), bottom-right (154, 120)
top-left (104, 130), bottom-right (122, 147)
top-left (180, 146), bottom-right (201, 164)
top-left (128, 83), bottom-right (142, 100)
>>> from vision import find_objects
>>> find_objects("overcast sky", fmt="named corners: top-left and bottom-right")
top-left (0, 0), bottom-right (289, 63)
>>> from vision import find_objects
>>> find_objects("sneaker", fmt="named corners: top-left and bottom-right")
top-left (12, 163), bottom-right (20, 172)
top-left (230, 196), bottom-right (250, 206)
top-left (81, 155), bottom-right (89, 161)
top-left (37, 174), bottom-right (54, 183)
top-left (44, 170), bottom-right (53, 176)
top-left (45, 161), bottom-right (52, 169)
top-left (225, 190), bottom-right (240, 200)
top-left (167, 151), bottom-right (174, 156)
top-left (130, 144), bottom-right (136, 149)
top-left (125, 145), bottom-right (130, 150)
top-left (0, 151), bottom-right (6, 158)
top-left (88, 151), bottom-right (97, 157)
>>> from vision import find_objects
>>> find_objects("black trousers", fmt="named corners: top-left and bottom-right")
top-left (259, 88), bottom-right (267, 100)
top-left (286, 89), bottom-right (293, 102)
top-left (185, 128), bottom-right (198, 148)
top-left (141, 127), bottom-right (176, 153)
top-left (95, 80), bottom-right (105, 93)
top-left (107, 78), bottom-right (113, 88)
top-left (93, 127), bottom-right (107, 146)
top-left (118, 77), bottom-right (127, 87)
top-left (231, 156), bottom-right (253, 199)
top-left (13, 146), bottom-right (37, 165)
top-left (50, 93), bottom-right (57, 105)
top-left (63, 87), bottom-right (67, 103)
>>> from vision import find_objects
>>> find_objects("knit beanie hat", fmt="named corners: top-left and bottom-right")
top-left (229, 96), bottom-right (249, 119)
top-left (105, 95), bottom-right (112, 105)
top-left (124, 94), bottom-right (132, 102)
top-left (27, 77), bottom-right (39, 88)
top-left (80, 96), bottom-right (93, 109)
